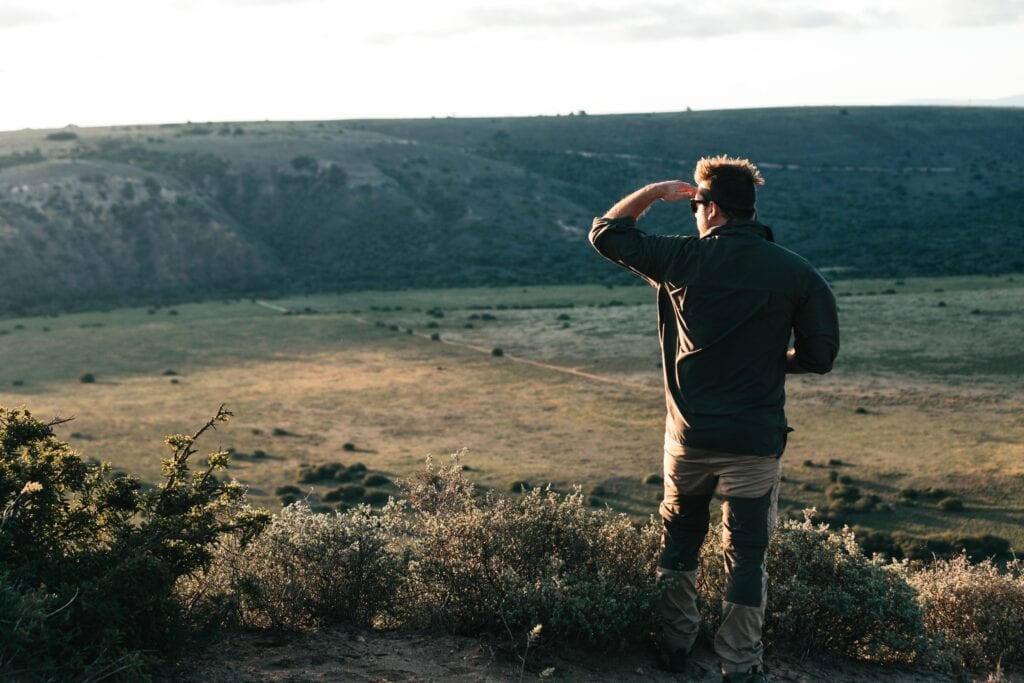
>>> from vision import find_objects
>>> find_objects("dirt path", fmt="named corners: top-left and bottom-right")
top-left (271, 303), bottom-right (660, 393)
top-left (171, 625), bottom-right (990, 682)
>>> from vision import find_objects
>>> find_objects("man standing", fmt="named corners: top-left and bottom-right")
top-left (589, 156), bottom-right (839, 683)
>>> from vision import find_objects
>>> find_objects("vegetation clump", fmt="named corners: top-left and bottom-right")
top-left (4, 411), bottom-right (1023, 677)
top-left (906, 555), bottom-right (1024, 670)
top-left (323, 484), bottom-right (366, 502)
top-left (184, 502), bottom-right (407, 631)
top-left (363, 473), bottom-right (390, 487)
top-left (397, 458), bottom-right (661, 647)
top-left (937, 497), bottom-right (964, 512)
top-left (700, 513), bottom-right (929, 665)
top-left (0, 405), bottom-right (269, 679)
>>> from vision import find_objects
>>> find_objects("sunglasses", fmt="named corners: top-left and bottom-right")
top-left (689, 198), bottom-right (713, 214)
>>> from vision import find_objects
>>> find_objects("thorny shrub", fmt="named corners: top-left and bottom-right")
top-left (398, 455), bottom-right (662, 648)
top-left (0, 405), bottom-right (269, 679)
top-left (698, 512), bottom-right (931, 665)
top-left (181, 501), bottom-right (408, 630)
top-left (904, 555), bottom-right (1024, 670)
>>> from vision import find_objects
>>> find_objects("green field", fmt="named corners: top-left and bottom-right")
top-left (2, 274), bottom-right (1022, 552)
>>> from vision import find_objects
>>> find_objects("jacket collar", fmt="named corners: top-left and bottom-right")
top-left (702, 219), bottom-right (775, 243)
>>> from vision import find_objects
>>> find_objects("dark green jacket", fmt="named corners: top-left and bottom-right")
top-left (590, 216), bottom-right (839, 456)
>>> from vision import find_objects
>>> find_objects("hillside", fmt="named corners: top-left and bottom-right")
top-left (1, 107), bottom-right (1022, 314)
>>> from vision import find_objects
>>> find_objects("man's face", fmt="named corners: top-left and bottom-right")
top-left (693, 184), bottom-right (712, 234)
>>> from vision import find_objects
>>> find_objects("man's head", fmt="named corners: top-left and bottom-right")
top-left (691, 155), bottom-right (764, 234)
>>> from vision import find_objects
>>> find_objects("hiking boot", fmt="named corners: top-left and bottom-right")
top-left (722, 664), bottom-right (769, 683)
top-left (651, 634), bottom-right (689, 673)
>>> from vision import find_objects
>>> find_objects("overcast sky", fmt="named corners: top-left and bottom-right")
top-left (2, 0), bottom-right (1022, 132)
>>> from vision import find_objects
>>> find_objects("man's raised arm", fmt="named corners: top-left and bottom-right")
top-left (603, 180), bottom-right (697, 220)
top-left (589, 181), bottom-right (697, 286)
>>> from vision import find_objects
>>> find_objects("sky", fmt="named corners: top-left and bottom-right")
top-left (1, 0), bottom-right (1022, 132)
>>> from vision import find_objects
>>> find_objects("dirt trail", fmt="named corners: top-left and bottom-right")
top-left (172, 625), bottom-right (984, 682)
top-left (320, 305), bottom-right (659, 393)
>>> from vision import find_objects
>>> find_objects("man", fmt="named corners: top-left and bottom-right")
top-left (589, 156), bottom-right (839, 683)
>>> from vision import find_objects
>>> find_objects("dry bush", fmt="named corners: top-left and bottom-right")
top-left (904, 555), bottom-right (1024, 670)
top-left (182, 502), bottom-right (407, 631)
top-left (698, 514), bottom-right (930, 665)
top-left (398, 456), bottom-right (661, 647)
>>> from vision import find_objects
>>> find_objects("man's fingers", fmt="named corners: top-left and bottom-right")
top-left (660, 181), bottom-right (697, 202)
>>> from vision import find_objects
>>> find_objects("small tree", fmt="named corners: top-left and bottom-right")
top-left (0, 405), bottom-right (269, 679)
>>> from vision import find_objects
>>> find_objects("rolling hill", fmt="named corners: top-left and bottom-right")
top-left (1, 106), bottom-right (1021, 315)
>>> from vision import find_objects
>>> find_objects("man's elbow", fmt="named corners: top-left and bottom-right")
top-left (791, 343), bottom-right (838, 375)
top-left (799, 359), bottom-right (834, 375)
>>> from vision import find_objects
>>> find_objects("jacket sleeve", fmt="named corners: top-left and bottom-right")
top-left (791, 275), bottom-right (840, 374)
top-left (589, 216), bottom-right (693, 287)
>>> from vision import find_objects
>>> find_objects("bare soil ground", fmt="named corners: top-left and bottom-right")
top-left (169, 625), bottom-right (998, 682)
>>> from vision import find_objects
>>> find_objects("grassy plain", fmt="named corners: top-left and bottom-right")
top-left (1, 275), bottom-right (1022, 550)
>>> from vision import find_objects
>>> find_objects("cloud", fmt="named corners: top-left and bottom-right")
top-left (0, 6), bottom-right (56, 29)
top-left (930, 0), bottom-right (1024, 27)
top-left (411, 1), bottom-right (1024, 42)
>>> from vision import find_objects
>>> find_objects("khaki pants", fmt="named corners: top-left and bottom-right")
top-left (656, 446), bottom-right (781, 674)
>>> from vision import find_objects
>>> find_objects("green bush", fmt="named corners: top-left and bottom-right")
top-left (397, 458), bottom-right (661, 647)
top-left (0, 405), bottom-right (269, 678)
top-left (298, 461), bottom-right (365, 483)
top-left (323, 484), bottom-right (365, 502)
top-left (937, 497), bottom-right (964, 512)
top-left (699, 514), bottom-right (929, 665)
top-left (183, 502), bottom-right (407, 631)
top-left (905, 556), bottom-right (1024, 669)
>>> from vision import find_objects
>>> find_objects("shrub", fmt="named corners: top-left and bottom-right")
top-left (397, 458), bottom-right (661, 647)
top-left (643, 474), bottom-right (662, 485)
top-left (854, 529), bottom-right (905, 560)
top-left (363, 473), bottom-right (390, 487)
top-left (298, 462), bottom-right (354, 483)
top-left (79, 372), bottom-right (96, 383)
top-left (45, 131), bottom-right (78, 141)
top-left (937, 497), bottom-right (964, 512)
top-left (902, 534), bottom-right (1011, 563)
top-left (184, 502), bottom-right (407, 631)
top-left (826, 483), bottom-right (861, 502)
top-left (698, 514), bottom-right (929, 664)
top-left (905, 556), bottom-right (1024, 669)
top-left (0, 405), bottom-right (269, 678)
top-left (491, 347), bottom-right (504, 357)
top-left (323, 485), bottom-right (365, 502)
top-left (362, 490), bottom-right (390, 506)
